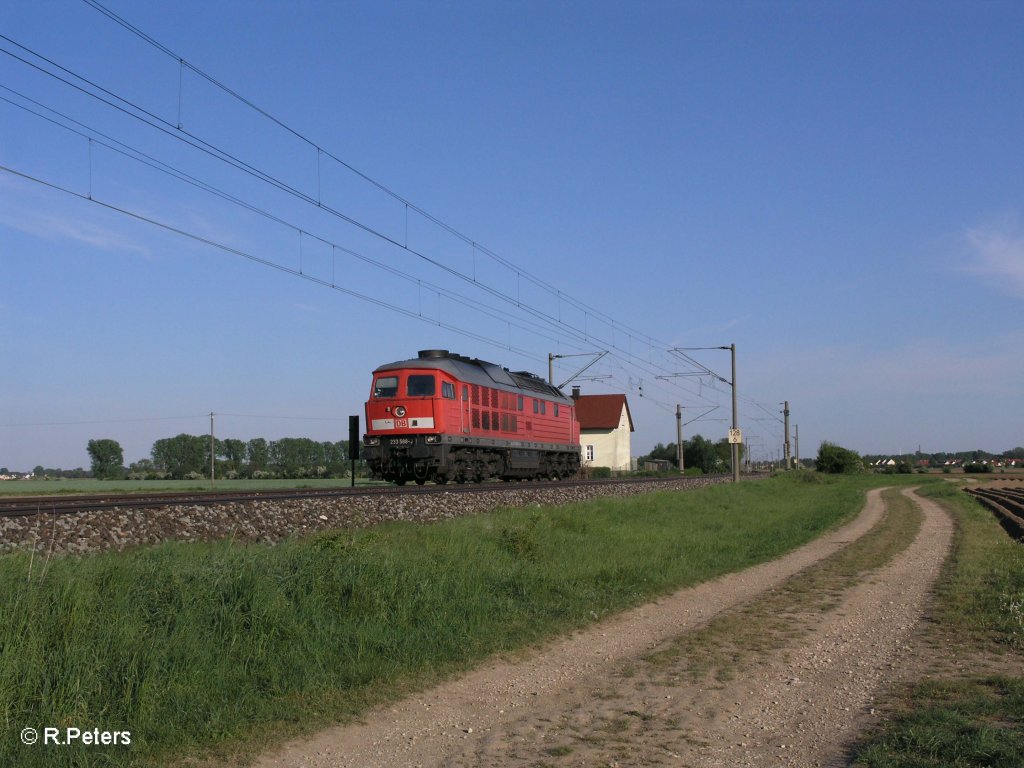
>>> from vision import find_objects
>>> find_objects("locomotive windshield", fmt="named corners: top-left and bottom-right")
top-left (373, 376), bottom-right (399, 398)
top-left (407, 374), bottom-right (436, 397)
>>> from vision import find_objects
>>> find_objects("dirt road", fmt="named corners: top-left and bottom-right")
top-left (256, 486), bottom-right (951, 767)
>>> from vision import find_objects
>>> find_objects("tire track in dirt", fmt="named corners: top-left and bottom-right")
top-left (256, 488), bottom-right (894, 768)
top-left (458, 486), bottom-right (952, 768)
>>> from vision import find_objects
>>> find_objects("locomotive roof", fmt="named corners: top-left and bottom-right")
top-left (374, 351), bottom-right (573, 404)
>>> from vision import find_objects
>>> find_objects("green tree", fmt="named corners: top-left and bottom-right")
top-left (270, 437), bottom-right (322, 478)
top-left (713, 438), bottom-right (744, 471)
top-left (642, 442), bottom-right (679, 466)
top-left (684, 434), bottom-right (721, 474)
top-left (220, 439), bottom-right (247, 475)
top-left (246, 438), bottom-right (270, 475)
top-left (87, 438), bottom-right (124, 480)
top-left (152, 434), bottom-right (208, 479)
top-left (127, 459), bottom-right (157, 480)
top-left (816, 441), bottom-right (863, 474)
top-left (323, 440), bottom-right (349, 476)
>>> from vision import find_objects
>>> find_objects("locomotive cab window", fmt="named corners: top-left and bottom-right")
top-left (407, 375), bottom-right (436, 397)
top-left (373, 376), bottom-right (399, 398)
top-left (442, 381), bottom-right (455, 399)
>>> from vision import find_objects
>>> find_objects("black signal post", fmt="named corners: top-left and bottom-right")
top-left (348, 415), bottom-right (360, 487)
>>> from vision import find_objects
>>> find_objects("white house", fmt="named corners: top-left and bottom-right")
top-left (573, 393), bottom-right (634, 472)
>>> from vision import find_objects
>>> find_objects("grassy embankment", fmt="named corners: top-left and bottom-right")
top-left (2, 474), bottom-right (867, 767)
top-left (851, 481), bottom-right (1024, 767)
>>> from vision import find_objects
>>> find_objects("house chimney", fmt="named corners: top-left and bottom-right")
top-left (571, 386), bottom-right (581, 400)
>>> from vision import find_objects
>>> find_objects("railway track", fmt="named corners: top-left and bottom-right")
top-left (0, 475), bottom-right (723, 518)
top-left (964, 483), bottom-right (1024, 539)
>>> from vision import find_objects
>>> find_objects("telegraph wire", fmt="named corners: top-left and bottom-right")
top-left (0, 415), bottom-right (208, 428)
top-left (0, 34), bottom-right (717, 397)
top-left (0, 86), bottom-right (579, 350)
top-left (0, 38), bottom-right (624, 363)
top-left (79, 0), bottom-right (667, 352)
top-left (2, 28), bottom-right (790, 423)
top-left (0, 163), bottom-right (541, 359)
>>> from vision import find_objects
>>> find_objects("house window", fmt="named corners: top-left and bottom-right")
top-left (554, 404), bottom-right (559, 417)
top-left (517, 395), bottom-right (524, 411)
top-left (585, 445), bottom-right (594, 462)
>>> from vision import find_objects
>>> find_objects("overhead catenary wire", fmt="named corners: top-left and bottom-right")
top-left (1, 15), bottom-right (792, 434)
top-left (0, 85), bottom-right (586, 352)
top-left (0, 35), bottom-right (692, 391)
top-left (0, 163), bottom-right (544, 359)
top-left (0, 70), bottom-right (725, 411)
top-left (78, 0), bottom-right (668, 353)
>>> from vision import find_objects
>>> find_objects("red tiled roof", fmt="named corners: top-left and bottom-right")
top-left (574, 394), bottom-right (633, 432)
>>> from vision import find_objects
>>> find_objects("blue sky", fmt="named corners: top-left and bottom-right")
top-left (2, 0), bottom-right (1023, 471)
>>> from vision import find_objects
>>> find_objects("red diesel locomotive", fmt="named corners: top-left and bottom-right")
top-left (363, 350), bottom-right (581, 484)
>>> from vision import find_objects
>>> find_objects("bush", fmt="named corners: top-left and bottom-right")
top-left (816, 441), bottom-right (863, 474)
top-left (963, 462), bottom-right (993, 474)
top-left (589, 466), bottom-right (612, 479)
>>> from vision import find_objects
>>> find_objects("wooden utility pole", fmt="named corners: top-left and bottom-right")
top-left (209, 412), bottom-right (215, 488)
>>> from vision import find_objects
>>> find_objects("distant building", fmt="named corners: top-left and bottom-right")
top-left (573, 392), bottom-right (634, 472)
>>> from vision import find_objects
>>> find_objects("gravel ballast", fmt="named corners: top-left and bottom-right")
top-left (0, 477), bottom-right (727, 556)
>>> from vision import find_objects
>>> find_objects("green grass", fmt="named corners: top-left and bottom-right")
top-left (0, 474), bottom-right (869, 767)
top-left (854, 678), bottom-right (1024, 767)
top-left (852, 481), bottom-right (1024, 767)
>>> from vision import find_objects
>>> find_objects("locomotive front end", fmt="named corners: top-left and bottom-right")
top-left (363, 356), bottom-right (451, 485)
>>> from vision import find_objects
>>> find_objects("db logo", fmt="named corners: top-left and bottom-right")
top-left (394, 418), bottom-right (409, 428)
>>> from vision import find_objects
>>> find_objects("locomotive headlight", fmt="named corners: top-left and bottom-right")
top-left (394, 406), bottom-right (407, 418)
top-left (424, 435), bottom-right (440, 444)
top-left (363, 437), bottom-right (380, 446)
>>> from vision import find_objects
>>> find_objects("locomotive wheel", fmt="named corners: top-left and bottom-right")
top-left (435, 476), bottom-right (448, 485)
top-left (415, 478), bottom-right (426, 486)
